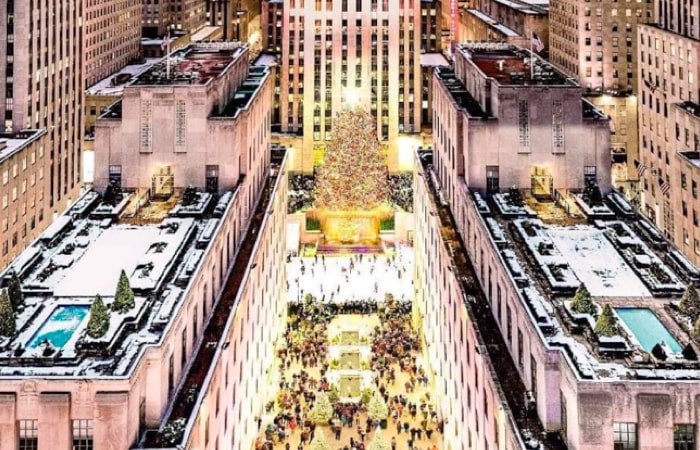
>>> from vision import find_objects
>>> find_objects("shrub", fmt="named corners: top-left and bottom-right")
top-left (594, 304), bottom-right (620, 337)
top-left (651, 343), bottom-right (667, 360)
top-left (306, 216), bottom-right (321, 231)
top-left (86, 294), bottom-right (110, 339)
top-left (112, 270), bottom-right (135, 313)
top-left (679, 285), bottom-right (700, 321)
top-left (7, 271), bottom-right (24, 311)
top-left (379, 217), bottom-right (395, 231)
top-left (682, 343), bottom-right (698, 360)
top-left (0, 289), bottom-right (15, 337)
top-left (182, 186), bottom-right (198, 206)
top-left (102, 182), bottom-right (122, 207)
top-left (161, 418), bottom-right (186, 445)
top-left (570, 284), bottom-right (596, 315)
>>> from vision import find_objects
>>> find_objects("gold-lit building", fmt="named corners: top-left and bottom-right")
top-left (549, 0), bottom-right (653, 190)
top-left (638, 7), bottom-right (700, 264)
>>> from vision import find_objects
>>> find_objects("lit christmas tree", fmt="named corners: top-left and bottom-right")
top-left (314, 106), bottom-right (389, 211)
top-left (308, 392), bottom-right (334, 424)
top-left (367, 391), bottom-right (388, 422)
top-left (368, 430), bottom-right (390, 450)
top-left (309, 429), bottom-right (331, 450)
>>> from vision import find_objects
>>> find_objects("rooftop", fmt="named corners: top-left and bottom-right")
top-left (678, 151), bottom-right (700, 169)
top-left (214, 65), bottom-right (270, 118)
top-left (466, 9), bottom-right (520, 36)
top-left (0, 130), bottom-right (45, 165)
top-left (471, 185), bottom-right (700, 381)
top-left (491, 0), bottom-right (549, 13)
top-left (130, 42), bottom-right (247, 87)
top-left (457, 43), bottom-right (574, 86)
top-left (86, 59), bottom-right (162, 96)
top-left (420, 52), bottom-right (450, 67)
top-left (190, 26), bottom-right (222, 42)
top-left (0, 187), bottom-right (239, 378)
top-left (678, 101), bottom-right (700, 119)
top-left (434, 66), bottom-right (489, 118)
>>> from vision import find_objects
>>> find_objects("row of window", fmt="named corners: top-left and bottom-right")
top-left (16, 419), bottom-right (93, 450)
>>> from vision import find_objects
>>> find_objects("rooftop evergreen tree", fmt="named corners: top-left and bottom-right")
top-left (308, 392), bottom-right (333, 424)
top-left (7, 271), bottom-right (24, 311)
top-left (367, 391), bottom-right (389, 422)
top-left (594, 304), bottom-right (620, 337)
top-left (313, 106), bottom-right (389, 211)
top-left (680, 285), bottom-right (700, 321)
top-left (692, 317), bottom-right (700, 343)
top-left (0, 289), bottom-right (15, 337)
top-left (570, 283), bottom-right (596, 315)
top-left (113, 269), bottom-right (135, 313)
top-left (86, 294), bottom-right (110, 339)
top-left (309, 429), bottom-right (330, 450)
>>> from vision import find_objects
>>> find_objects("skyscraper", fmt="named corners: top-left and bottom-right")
top-left (0, 0), bottom-right (84, 222)
top-left (264, 0), bottom-right (425, 172)
top-left (84, 0), bottom-right (142, 88)
top-left (637, 0), bottom-right (700, 263)
top-left (142, 0), bottom-right (208, 38)
top-left (549, 0), bottom-right (654, 192)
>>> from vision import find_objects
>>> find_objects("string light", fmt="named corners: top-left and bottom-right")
top-left (314, 106), bottom-right (390, 211)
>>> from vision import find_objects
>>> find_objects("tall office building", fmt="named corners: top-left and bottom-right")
top-left (0, 0), bottom-right (84, 242)
top-left (264, 0), bottom-right (425, 173)
top-left (637, 0), bottom-right (700, 263)
top-left (549, 0), bottom-right (654, 191)
top-left (142, 0), bottom-right (208, 37)
top-left (85, 0), bottom-right (142, 88)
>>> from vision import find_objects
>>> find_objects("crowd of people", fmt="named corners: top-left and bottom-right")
top-left (256, 296), bottom-right (443, 450)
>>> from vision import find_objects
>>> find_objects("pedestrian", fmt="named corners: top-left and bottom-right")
top-left (391, 437), bottom-right (397, 450)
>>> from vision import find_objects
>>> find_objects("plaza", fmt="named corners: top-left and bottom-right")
top-left (259, 251), bottom-right (443, 450)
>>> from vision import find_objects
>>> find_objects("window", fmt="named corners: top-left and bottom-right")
top-left (108, 165), bottom-right (122, 189)
top-left (486, 166), bottom-right (499, 193)
top-left (18, 420), bottom-right (38, 450)
top-left (205, 165), bottom-right (219, 193)
top-left (614, 422), bottom-right (637, 450)
top-left (674, 424), bottom-right (694, 450)
top-left (518, 100), bottom-right (530, 150)
top-left (72, 420), bottom-right (94, 450)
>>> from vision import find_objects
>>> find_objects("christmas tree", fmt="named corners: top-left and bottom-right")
top-left (594, 304), bottom-right (620, 337)
top-left (309, 429), bottom-right (331, 450)
top-left (113, 269), bottom-right (135, 313)
top-left (692, 317), bottom-right (700, 342)
top-left (314, 106), bottom-right (389, 211)
top-left (367, 391), bottom-right (388, 422)
top-left (7, 271), bottom-right (24, 311)
top-left (308, 392), bottom-right (334, 424)
top-left (680, 285), bottom-right (700, 321)
top-left (86, 294), bottom-right (110, 339)
top-left (0, 289), bottom-right (15, 337)
top-left (570, 284), bottom-right (596, 315)
top-left (368, 430), bottom-right (390, 450)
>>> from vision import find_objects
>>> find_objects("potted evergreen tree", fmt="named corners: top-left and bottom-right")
top-left (86, 294), bottom-right (110, 339)
top-left (570, 284), bottom-right (596, 315)
top-left (112, 270), bottom-right (135, 313)
top-left (0, 289), bottom-right (15, 337)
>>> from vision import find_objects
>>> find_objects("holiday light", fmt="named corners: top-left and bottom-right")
top-left (314, 106), bottom-right (390, 211)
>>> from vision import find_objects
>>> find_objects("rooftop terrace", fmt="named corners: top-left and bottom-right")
top-left (130, 42), bottom-right (247, 87)
top-left (434, 66), bottom-right (489, 118)
top-left (0, 130), bottom-right (45, 165)
top-left (0, 187), bottom-right (238, 378)
top-left (471, 185), bottom-right (700, 381)
top-left (458, 43), bottom-right (574, 86)
top-left (86, 59), bottom-right (161, 96)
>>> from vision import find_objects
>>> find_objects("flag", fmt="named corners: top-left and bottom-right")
top-left (634, 160), bottom-right (647, 178)
top-left (531, 32), bottom-right (544, 53)
top-left (644, 79), bottom-right (656, 93)
top-left (659, 177), bottom-right (670, 195)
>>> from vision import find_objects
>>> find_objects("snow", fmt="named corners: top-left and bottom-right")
top-left (486, 218), bottom-right (506, 243)
top-left (287, 245), bottom-right (414, 304)
top-left (502, 249), bottom-right (527, 281)
top-left (472, 191), bottom-right (490, 214)
top-left (40, 216), bottom-right (73, 244)
top-left (547, 226), bottom-right (651, 297)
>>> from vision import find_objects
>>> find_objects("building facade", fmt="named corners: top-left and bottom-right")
top-left (263, 0), bottom-right (426, 172)
top-left (142, 0), bottom-right (208, 37)
top-left (84, 0), bottom-right (142, 88)
top-left (0, 0), bottom-right (84, 258)
top-left (638, 13), bottom-right (700, 264)
top-left (549, 0), bottom-right (654, 189)
top-left (0, 130), bottom-right (49, 270)
top-left (94, 43), bottom-right (272, 203)
top-left (461, 0), bottom-right (549, 52)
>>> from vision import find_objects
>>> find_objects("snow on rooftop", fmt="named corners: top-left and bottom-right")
top-left (54, 226), bottom-right (161, 297)
top-left (420, 53), bottom-right (450, 67)
top-left (86, 59), bottom-right (161, 96)
top-left (547, 226), bottom-right (651, 297)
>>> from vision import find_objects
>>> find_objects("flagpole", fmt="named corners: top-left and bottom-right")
top-left (166, 29), bottom-right (171, 80)
top-left (530, 34), bottom-right (534, 81)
